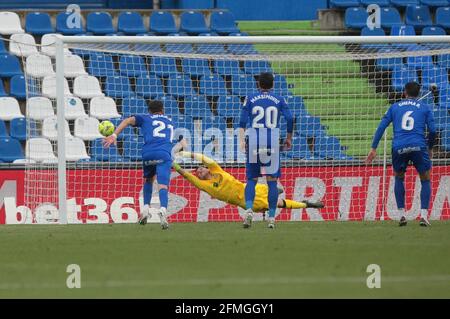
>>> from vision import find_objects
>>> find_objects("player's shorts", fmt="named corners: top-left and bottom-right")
top-left (246, 147), bottom-right (281, 179)
top-left (142, 151), bottom-right (172, 185)
top-left (392, 146), bottom-right (431, 174)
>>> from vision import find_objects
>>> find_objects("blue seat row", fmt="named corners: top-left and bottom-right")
top-left (333, 0), bottom-right (449, 8)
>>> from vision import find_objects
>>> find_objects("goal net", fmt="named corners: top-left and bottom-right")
top-left (20, 35), bottom-right (450, 224)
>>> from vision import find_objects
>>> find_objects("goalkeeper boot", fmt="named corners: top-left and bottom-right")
top-left (138, 205), bottom-right (151, 225)
top-left (303, 200), bottom-right (325, 209)
top-left (399, 216), bottom-right (407, 227)
top-left (268, 217), bottom-right (275, 229)
top-left (159, 207), bottom-right (169, 230)
top-left (243, 209), bottom-right (253, 229)
top-left (419, 217), bottom-right (431, 227)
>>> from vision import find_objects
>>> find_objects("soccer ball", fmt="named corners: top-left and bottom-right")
top-left (98, 120), bottom-right (115, 137)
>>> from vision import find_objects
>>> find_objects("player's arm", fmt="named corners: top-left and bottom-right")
top-left (238, 97), bottom-right (250, 152)
top-left (103, 116), bottom-right (136, 148)
top-left (281, 98), bottom-right (294, 150)
top-left (426, 106), bottom-right (437, 158)
top-left (365, 107), bottom-right (393, 164)
top-left (172, 162), bottom-right (206, 190)
top-left (177, 151), bottom-right (219, 170)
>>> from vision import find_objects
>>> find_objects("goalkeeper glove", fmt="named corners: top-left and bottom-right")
top-left (172, 162), bottom-right (181, 172)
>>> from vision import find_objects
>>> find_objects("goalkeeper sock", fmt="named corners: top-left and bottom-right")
top-left (420, 179), bottom-right (431, 213)
top-left (394, 176), bottom-right (405, 210)
top-left (268, 181), bottom-right (278, 218)
top-left (159, 188), bottom-right (168, 209)
top-left (143, 181), bottom-right (153, 205)
top-left (245, 179), bottom-right (257, 210)
top-left (283, 199), bottom-right (307, 209)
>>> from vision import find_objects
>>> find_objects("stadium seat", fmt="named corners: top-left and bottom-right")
top-left (0, 12), bottom-right (24, 35)
top-left (360, 27), bottom-right (389, 50)
top-left (375, 48), bottom-right (403, 71)
top-left (297, 115), bottom-right (324, 137)
top-left (135, 75), bottom-right (165, 98)
top-left (216, 95), bottom-right (242, 117)
top-left (123, 135), bottom-right (143, 161)
top-left (360, 0), bottom-right (390, 5)
top-left (0, 119), bottom-right (7, 137)
top-left (42, 75), bottom-right (71, 99)
top-left (64, 54), bottom-right (87, 77)
top-left (0, 80), bottom-right (5, 97)
top-left (390, 25), bottom-right (416, 50)
top-left (380, 7), bottom-right (403, 29)
top-left (56, 12), bottom-right (84, 35)
top-left (0, 54), bottom-right (23, 77)
top-left (25, 12), bottom-right (54, 35)
top-left (422, 66), bottom-right (449, 89)
top-left (41, 34), bottom-right (71, 57)
top-left (88, 52), bottom-right (117, 77)
top-left (243, 60), bottom-right (273, 75)
top-left (438, 54), bottom-right (450, 69)
top-left (86, 12), bottom-right (115, 35)
top-left (154, 95), bottom-right (178, 116)
top-left (213, 60), bottom-right (242, 76)
top-left (73, 75), bottom-right (104, 99)
top-left (330, 0), bottom-right (361, 8)
top-left (288, 135), bottom-right (314, 160)
top-left (210, 11), bottom-right (240, 35)
top-left (199, 74), bottom-right (228, 96)
top-left (74, 116), bottom-right (103, 141)
top-left (420, 0), bottom-right (449, 6)
top-left (391, 65), bottom-right (419, 92)
top-left (171, 114), bottom-right (194, 140)
top-left (436, 7), bottom-right (450, 29)
top-left (432, 105), bottom-right (449, 129)
top-left (180, 11), bottom-right (210, 35)
top-left (90, 96), bottom-right (121, 120)
top-left (135, 42), bottom-right (163, 53)
top-left (118, 11), bottom-right (147, 35)
top-left (42, 116), bottom-right (71, 141)
top-left (184, 95), bottom-right (214, 117)
top-left (0, 38), bottom-right (6, 54)
top-left (273, 74), bottom-right (290, 96)
top-left (0, 137), bottom-right (24, 162)
top-left (105, 76), bottom-right (134, 98)
top-left (165, 43), bottom-right (195, 54)
top-left (228, 43), bottom-right (259, 55)
top-left (10, 117), bottom-right (32, 141)
top-left (422, 26), bottom-right (447, 35)
top-left (65, 96), bottom-right (87, 120)
top-left (231, 74), bottom-right (258, 96)
top-left (439, 87), bottom-right (450, 108)
top-left (405, 5), bottom-right (433, 30)
top-left (90, 138), bottom-right (123, 162)
top-left (285, 95), bottom-right (307, 116)
top-left (27, 96), bottom-right (55, 121)
top-left (344, 7), bottom-right (368, 29)
top-left (26, 54), bottom-right (55, 78)
top-left (167, 74), bottom-right (197, 97)
top-left (442, 128), bottom-right (450, 151)
top-left (390, 0), bottom-right (420, 6)
top-left (197, 43), bottom-right (228, 55)
top-left (149, 11), bottom-right (178, 34)
top-left (118, 55), bottom-right (149, 77)
top-left (314, 136), bottom-right (350, 160)
top-left (406, 44), bottom-right (434, 70)
top-left (122, 96), bottom-right (148, 117)
top-left (9, 75), bottom-right (27, 99)
top-left (9, 33), bottom-right (38, 57)
top-left (26, 138), bottom-right (56, 162)
top-left (182, 58), bottom-right (212, 77)
top-left (66, 137), bottom-right (90, 162)
top-left (150, 57), bottom-right (178, 77)
top-left (0, 97), bottom-right (23, 120)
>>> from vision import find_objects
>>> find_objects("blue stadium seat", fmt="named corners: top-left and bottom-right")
top-left (360, 0), bottom-right (391, 5)
top-left (180, 11), bottom-right (210, 35)
top-left (288, 135), bottom-right (315, 160)
top-left (380, 7), bottom-right (403, 29)
top-left (167, 74), bottom-right (197, 97)
top-left (88, 52), bottom-right (117, 77)
top-left (150, 57), bottom-right (178, 77)
top-left (297, 116), bottom-right (324, 137)
top-left (213, 60), bottom-right (242, 76)
top-left (376, 48), bottom-right (403, 71)
top-left (217, 95), bottom-right (242, 117)
top-left (25, 12), bottom-right (54, 35)
top-left (422, 26), bottom-right (447, 35)
top-left (0, 38), bottom-right (6, 54)
top-left (345, 7), bottom-right (368, 29)
top-left (171, 114), bottom-right (194, 139)
top-left (360, 27), bottom-right (389, 50)
top-left (122, 97), bottom-right (148, 118)
top-left (0, 137), bottom-right (24, 162)
top-left (157, 95), bottom-right (180, 116)
top-left (243, 60), bottom-right (273, 75)
top-left (0, 119), bottom-right (8, 137)
top-left (285, 95), bottom-right (307, 116)
top-left (390, 25), bottom-right (416, 49)
top-left (150, 11), bottom-right (178, 34)
top-left (422, 66), bottom-right (449, 89)
top-left (231, 74), bottom-right (258, 96)
top-left (90, 138), bottom-right (124, 162)
top-left (0, 80), bottom-right (6, 97)
top-left (228, 43), bottom-right (259, 55)
top-left (420, 0), bottom-right (449, 6)
top-left (390, 0), bottom-right (420, 6)
top-left (439, 87), bottom-right (450, 108)
top-left (391, 65), bottom-right (419, 92)
top-left (199, 74), bottom-right (228, 96)
top-left (123, 135), bottom-right (143, 161)
top-left (165, 43), bottom-right (195, 54)
top-left (135, 75), bottom-right (165, 98)
top-left (330, 0), bottom-right (361, 8)
top-left (105, 76), bottom-right (134, 98)
top-left (405, 5), bottom-right (433, 30)
top-left (0, 54), bottom-right (23, 78)
top-left (56, 12), bottom-right (84, 35)
top-left (135, 37), bottom-right (163, 53)
top-left (197, 43), bottom-right (228, 55)
top-left (433, 106), bottom-right (449, 129)
top-left (9, 75), bottom-right (27, 99)
top-left (184, 95), bottom-right (214, 117)
top-left (406, 44), bottom-right (434, 70)
top-left (110, 118), bottom-right (136, 140)
top-left (438, 53), bottom-right (450, 69)
top-left (9, 117), bottom-right (35, 141)
top-left (210, 11), bottom-right (240, 35)
top-left (314, 136), bottom-right (351, 160)
top-left (182, 58), bottom-right (212, 77)
top-left (86, 12), bottom-right (115, 35)
top-left (436, 7), bottom-right (450, 29)
top-left (119, 55), bottom-right (149, 77)
top-left (118, 12), bottom-right (146, 35)
top-left (273, 75), bottom-right (290, 96)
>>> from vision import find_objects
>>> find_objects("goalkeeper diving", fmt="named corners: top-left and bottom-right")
top-left (173, 151), bottom-right (324, 215)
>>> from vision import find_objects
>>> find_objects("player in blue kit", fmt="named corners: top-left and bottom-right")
top-left (239, 72), bottom-right (294, 229)
top-left (366, 82), bottom-right (436, 227)
top-left (103, 100), bottom-right (174, 230)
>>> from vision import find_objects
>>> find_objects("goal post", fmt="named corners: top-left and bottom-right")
top-left (22, 35), bottom-right (450, 224)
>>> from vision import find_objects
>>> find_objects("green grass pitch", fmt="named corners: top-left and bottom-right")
top-left (1, 222), bottom-right (449, 298)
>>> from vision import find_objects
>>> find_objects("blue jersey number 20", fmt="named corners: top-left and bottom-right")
top-left (252, 106), bottom-right (278, 129)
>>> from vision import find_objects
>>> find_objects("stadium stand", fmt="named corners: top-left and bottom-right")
top-left (405, 5), bottom-right (433, 30)
top-left (330, 0), bottom-right (361, 8)
top-left (436, 7), bottom-right (450, 30)
top-left (86, 12), bottom-right (115, 35)
top-left (27, 96), bottom-right (54, 121)
top-left (210, 11), bottom-right (240, 34)
top-left (0, 137), bottom-right (24, 162)
top-left (117, 11), bottom-right (147, 35)
top-left (65, 97), bottom-right (87, 120)
top-left (56, 12), bottom-right (84, 35)
top-left (25, 12), bottom-right (54, 35)
top-left (149, 11), bottom-right (178, 34)
top-left (180, 11), bottom-right (210, 35)
top-left (344, 7), bottom-right (368, 29)
top-left (0, 97), bottom-right (23, 120)
top-left (0, 11), bottom-right (24, 35)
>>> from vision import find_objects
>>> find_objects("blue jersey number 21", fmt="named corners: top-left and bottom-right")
top-left (152, 120), bottom-right (174, 140)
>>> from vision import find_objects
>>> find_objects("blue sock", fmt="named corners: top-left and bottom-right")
top-left (159, 188), bottom-right (168, 209)
top-left (394, 176), bottom-right (405, 210)
top-left (267, 181), bottom-right (278, 218)
top-left (143, 180), bottom-right (153, 205)
top-left (420, 180), bottom-right (431, 210)
top-left (245, 179), bottom-right (257, 210)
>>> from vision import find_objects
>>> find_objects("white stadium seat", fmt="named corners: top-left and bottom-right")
top-left (65, 96), bottom-right (87, 120)
top-left (13, 158), bottom-right (36, 164)
top-left (65, 137), bottom-right (90, 161)
top-left (74, 116), bottom-right (103, 141)
top-left (90, 96), bottom-right (121, 119)
top-left (27, 96), bottom-right (55, 120)
top-left (73, 75), bottom-right (104, 99)
top-left (26, 54), bottom-right (54, 78)
top-left (26, 138), bottom-right (57, 162)
top-left (40, 33), bottom-right (71, 57)
top-left (0, 12), bottom-right (24, 35)
top-left (64, 54), bottom-right (87, 77)
top-left (42, 75), bottom-right (71, 98)
top-left (9, 33), bottom-right (38, 57)
top-left (42, 116), bottom-right (72, 141)
top-left (0, 97), bottom-right (24, 120)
